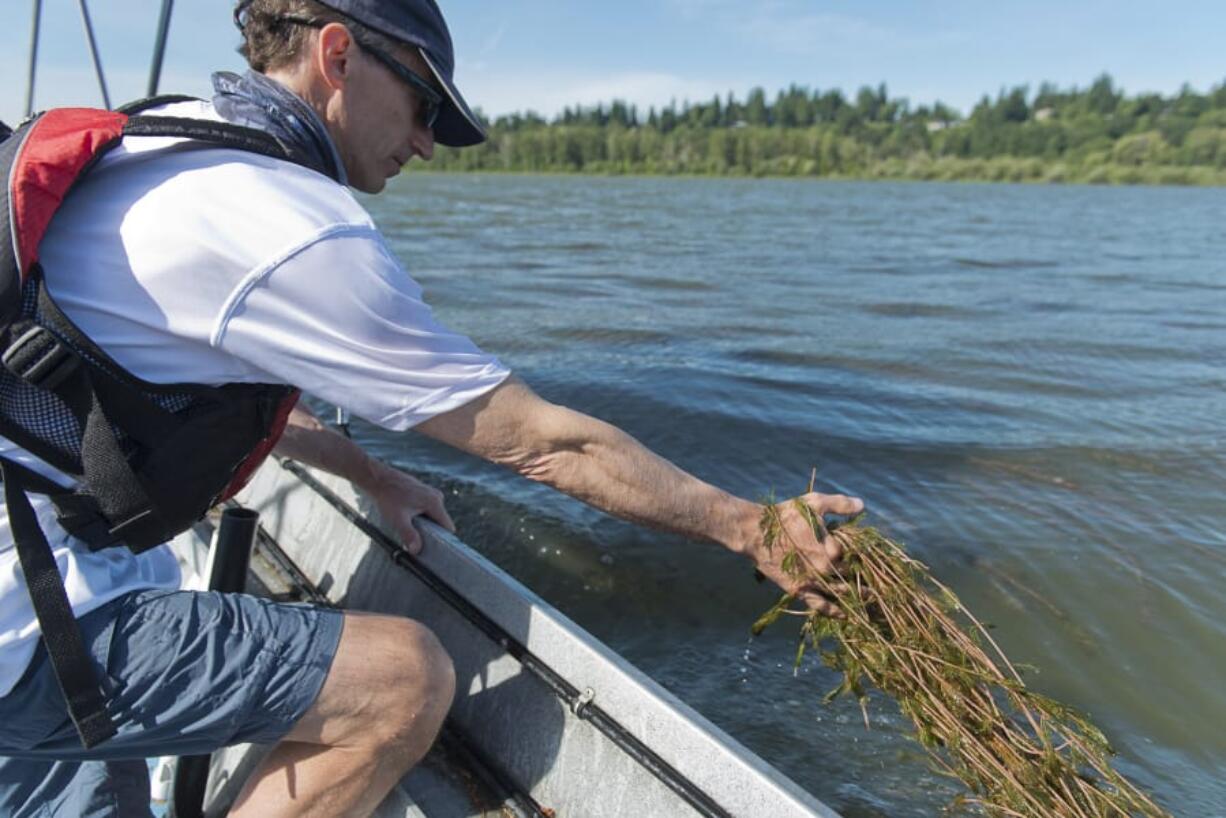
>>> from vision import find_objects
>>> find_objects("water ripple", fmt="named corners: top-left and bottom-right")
top-left (364, 174), bottom-right (1226, 813)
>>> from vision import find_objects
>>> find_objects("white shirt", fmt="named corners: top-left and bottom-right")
top-left (0, 101), bottom-right (509, 697)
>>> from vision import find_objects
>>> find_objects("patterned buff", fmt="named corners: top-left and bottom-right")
top-left (212, 69), bottom-right (348, 186)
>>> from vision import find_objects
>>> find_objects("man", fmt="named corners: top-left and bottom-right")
top-left (0, 1), bottom-right (862, 816)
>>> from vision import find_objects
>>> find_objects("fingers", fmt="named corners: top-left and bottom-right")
top-left (398, 516), bottom-right (424, 555)
top-left (792, 492), bottom-right (864, 565)
top-left (802, 492), bottom-right (864, 518)
top-left (423, 490), bottom-right (456, 532)
top-left (759, 490), bottom-right (866, 619)
top-left (819, 528), bottom-right (843, 564)
top-left (799, 591), bottom-right (843, 620)
top-left (815, 580), bottom-right (852, 597)
top-left (375, 470), bottom-right (457, 542)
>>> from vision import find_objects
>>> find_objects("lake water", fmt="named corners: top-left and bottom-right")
top-left (356, 174), bottom-right (1225, 816)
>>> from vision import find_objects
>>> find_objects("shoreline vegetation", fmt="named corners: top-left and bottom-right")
top-left (430, 74), bottom-right (1226, 186)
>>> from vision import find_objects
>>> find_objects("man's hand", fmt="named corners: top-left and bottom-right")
top-left (366, 464), bottom-right (456, 555)
top-left (743, 491), bottom-right (864, 617)
top-left (274, 406), bottom-right (455, 554)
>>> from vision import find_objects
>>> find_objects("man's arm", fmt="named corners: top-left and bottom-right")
top-left (417, 376), bottom-right (861, 614)
top-left (273, 406), bottom-right (455, 553)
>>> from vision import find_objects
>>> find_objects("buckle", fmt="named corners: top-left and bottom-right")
top-left (2, 324), bottom-right (80, 390)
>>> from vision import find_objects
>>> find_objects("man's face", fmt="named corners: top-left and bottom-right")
top-left (332, 36), bottom-right (439, 193)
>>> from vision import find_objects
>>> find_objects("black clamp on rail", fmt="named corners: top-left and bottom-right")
top-left (572, 687), bottom-right (596, 718)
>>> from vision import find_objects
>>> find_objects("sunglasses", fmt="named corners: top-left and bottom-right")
top-left (277, 15), bottom-right (443, 131)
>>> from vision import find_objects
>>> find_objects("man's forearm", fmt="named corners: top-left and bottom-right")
top-left (273, 406), bottom-right (388, 491)
top-left (417, 378), bottom-right (761, 554)
top-left (522, 408), bottom-right (762, 553)
top-left (418, 376), bottom-right (861, 611)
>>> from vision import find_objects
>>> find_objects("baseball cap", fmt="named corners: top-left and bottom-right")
top-left (248, 0), bottom-right (487, 146)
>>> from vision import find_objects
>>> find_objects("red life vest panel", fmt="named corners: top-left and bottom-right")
top-left (0, 99), bottom-right (318, 748)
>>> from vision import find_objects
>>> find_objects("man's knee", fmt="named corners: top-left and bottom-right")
top-left (289, 613), bottom-right (454, 753)
top-left (347, 616), bottom-right (455, 748)
top-left (354, 617), bottom-right (452, 769)
top-left (383, 618), bottom-right (456, 724)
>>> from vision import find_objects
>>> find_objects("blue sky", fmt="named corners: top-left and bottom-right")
top-left (2, 1), bottom-right (1224, 127)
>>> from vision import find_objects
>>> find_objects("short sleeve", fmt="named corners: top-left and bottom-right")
top-left (213, 225), bottom-right (510, 430)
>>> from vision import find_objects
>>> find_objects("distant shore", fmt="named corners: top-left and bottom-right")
top-left (419, 158), bottom-right (1226, 187)
top-left (425, 75), bottom-right (1226, 187)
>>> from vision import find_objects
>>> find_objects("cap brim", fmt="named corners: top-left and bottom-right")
top-left (420, 51), bottom-right (486, 147)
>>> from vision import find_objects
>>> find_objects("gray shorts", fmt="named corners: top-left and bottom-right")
top-left (0, 589), bottom-right (344, 818)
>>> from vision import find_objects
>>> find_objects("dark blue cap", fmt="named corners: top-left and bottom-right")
top-left (309, 0), bottom-right (486, 147)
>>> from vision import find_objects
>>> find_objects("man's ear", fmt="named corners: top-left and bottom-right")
top-left (315, 22), bottom-right (357, 90)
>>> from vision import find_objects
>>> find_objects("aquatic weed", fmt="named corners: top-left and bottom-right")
top-left (753, 500), bottom-right (1170, 817)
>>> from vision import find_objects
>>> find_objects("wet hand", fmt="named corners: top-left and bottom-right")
top-left (748, 491), bottom-right (864, 617)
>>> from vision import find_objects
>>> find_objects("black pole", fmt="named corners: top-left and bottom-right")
top-left (169, 508), bottom-right (259, 818)
top-left (75, 0), bottom-right (111, 110)
top-left (147, 0), bottom-right (175, 97)
top-left (24, 0), bottom-right (42, 118)
top-left (206, 507), bottom-right (258, 594)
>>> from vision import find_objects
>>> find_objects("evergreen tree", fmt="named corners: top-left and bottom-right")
top-left (425, 76), bottom-right (1226, 185)
top-left (745, 88), bottom-right (769, 126)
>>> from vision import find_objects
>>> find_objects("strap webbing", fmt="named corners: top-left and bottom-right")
top-left (59, 365), bottom-right (166, 544)
top-left (123, 115), bottom-right (303, 166)
top-left (30, 282), bottom-right (174, 546)
top-left (1, 456), bottom-right (117, 748)
top-left (115, 94), bottom-right (201, 115)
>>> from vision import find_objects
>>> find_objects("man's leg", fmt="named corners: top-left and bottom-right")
top-left (230, 612), bottom-right (455, 818)
top-left (0, 590), bottom-right (454, 818)
top-left (0, 757), bottom-right (151, 818)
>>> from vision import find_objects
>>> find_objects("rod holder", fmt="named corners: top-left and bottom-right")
top-left (169, 507), bottom-right (260, 818)
top-left (206, 507), bottom-right (259, 594)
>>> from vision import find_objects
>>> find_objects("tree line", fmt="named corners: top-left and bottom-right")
top-left (429, 74), bottom-right (1226, 185)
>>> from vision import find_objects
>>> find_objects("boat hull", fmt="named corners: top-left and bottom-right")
top-left (170, 459), bottom-right (839, 817)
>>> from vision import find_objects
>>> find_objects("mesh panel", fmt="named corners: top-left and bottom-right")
top-left (0, 369), bottom-right (83, 460)
top-left (0, 283), bottom-right (199, 467)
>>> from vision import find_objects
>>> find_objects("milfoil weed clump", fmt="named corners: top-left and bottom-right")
top-left (753, 494), bottom-right (1169, 818)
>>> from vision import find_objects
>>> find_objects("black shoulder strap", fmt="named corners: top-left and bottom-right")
top-left (122, 115), bottom-right (316, 171)
top-left (115, 94), bottom-right (202, 115)
top-left (114, 97), bottom-right (321, 173)
top-left (0, 456), bottom-right (117, 749)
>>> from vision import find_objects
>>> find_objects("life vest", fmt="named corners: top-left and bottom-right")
top-left (0, 97), bottom-right (316, 748)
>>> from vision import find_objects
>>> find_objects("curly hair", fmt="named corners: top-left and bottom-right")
top-left (236, 0), bottom-right (399, 73)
